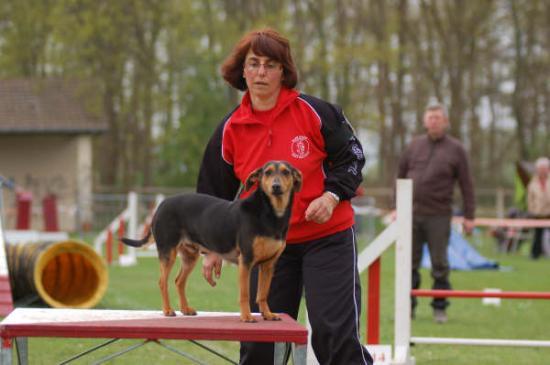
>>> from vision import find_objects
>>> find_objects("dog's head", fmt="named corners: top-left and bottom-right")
top-left (245, 161), bottom-right (302, 194)
top-left (244, 161), bottom-right (302, 216)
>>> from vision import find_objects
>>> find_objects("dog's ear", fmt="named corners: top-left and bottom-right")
top-left (244, 167), bottom-right (263, 191)
top-left (291, 167), bottom-right (302, 192)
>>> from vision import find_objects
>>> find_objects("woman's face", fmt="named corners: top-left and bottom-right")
top-left (243, 50), bottom-right (283, 100)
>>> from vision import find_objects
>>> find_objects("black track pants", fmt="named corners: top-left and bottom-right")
top-left (239, 227), bottom-right (373, 365)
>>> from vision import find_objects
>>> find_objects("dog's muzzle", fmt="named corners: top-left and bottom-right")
top-left (271, 183), bottom-right (283, 196)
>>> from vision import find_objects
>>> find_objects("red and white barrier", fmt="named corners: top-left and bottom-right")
top-left (357, 179), bottom-right (413, 364)
top-left (0, 178), bottom-right (14, 317)
top-left (412, 289), bottom-right (550, 300)
top-left (408, 289), bottom-right (550, 348)
top-left (94, 192), bottom-right (138, 266)
top-left (358, 179), bottom-right (550, 364)
top-left (454, 216), bottom-right (550, 229)
top-left (0, 204), bottom-right (14, 317)
top-left (94, 192), bottom-right (164, 265)
top-left (134, 194), bottom-right (164, 258)
top-left (410, 337), bottom-right (550, 348)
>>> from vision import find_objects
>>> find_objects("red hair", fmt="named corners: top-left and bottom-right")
top-left (221, 29), bottom-right (298, 91)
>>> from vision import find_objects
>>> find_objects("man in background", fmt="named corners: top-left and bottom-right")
top-left (397, 102), bottom-right (475, 323)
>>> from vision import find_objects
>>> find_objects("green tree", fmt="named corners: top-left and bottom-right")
top-left (0, 0), bottom-right (54, 76)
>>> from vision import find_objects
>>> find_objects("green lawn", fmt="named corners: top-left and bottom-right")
top-left (9, 228), bottom-right (550, 364)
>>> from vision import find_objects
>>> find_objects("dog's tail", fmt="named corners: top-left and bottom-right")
top-left (120, 230), bottom-right (152, 248)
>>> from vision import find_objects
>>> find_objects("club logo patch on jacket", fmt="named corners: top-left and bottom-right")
top-left (291, 135), bottom-right (310, 159)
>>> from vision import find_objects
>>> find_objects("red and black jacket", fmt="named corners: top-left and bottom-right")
top-left (197, 88), bottom-right (365, 243)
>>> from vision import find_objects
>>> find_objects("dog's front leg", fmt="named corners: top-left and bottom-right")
top-left (257, 246), bottom-right (285, 321)
top-left (238, 256), bottom-right (256, 323)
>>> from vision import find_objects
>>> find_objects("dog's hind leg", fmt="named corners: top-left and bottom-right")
top-left (159, 249), bottom-right (178, 316)
top-left (175, 244), bottom-right (200, 316)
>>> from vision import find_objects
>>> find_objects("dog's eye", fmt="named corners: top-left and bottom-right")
top-left (264, 170), bottom-right (273, 176)
top-left (282, 170), bottom-right (290, 176)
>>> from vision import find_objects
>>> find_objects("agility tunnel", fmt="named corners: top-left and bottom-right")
top-left (5, 240), bottom-right (108, 308)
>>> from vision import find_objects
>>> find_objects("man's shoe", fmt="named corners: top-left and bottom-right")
top-left (433, 309), bottom-right (447, 324)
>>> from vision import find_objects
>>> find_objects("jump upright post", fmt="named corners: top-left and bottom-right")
top-left (357, 179), bottom-right (414, 365)
top-left (94, 192), bottom-right (138, 266)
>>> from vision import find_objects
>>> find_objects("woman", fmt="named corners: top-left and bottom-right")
top-left (527, 157), bottom-right (550, 259)
top-left (197, 29), bottom-right (372, 365)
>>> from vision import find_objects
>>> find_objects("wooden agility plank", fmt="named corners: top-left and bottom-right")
top-left (0, 308), bottom-right (308, 344)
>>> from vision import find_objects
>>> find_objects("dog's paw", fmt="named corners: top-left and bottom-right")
top-left (262, 312), bottom-right (281, 321)
top-left (181, 307), bottom-right (197, 316)
top-left (163, 309), bottom-right (177, 317)
top-left (241, 315), bottom-right (257, 323)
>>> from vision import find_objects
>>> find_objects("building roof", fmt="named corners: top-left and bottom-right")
top-left (0, 78), bottom-right (108, 134)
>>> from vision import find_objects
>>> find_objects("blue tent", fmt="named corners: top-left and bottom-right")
top-left (421, 228), bottom-right (499, 270)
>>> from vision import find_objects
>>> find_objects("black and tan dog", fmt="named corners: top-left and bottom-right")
top-left (121, 161), bottom-right (302, 322)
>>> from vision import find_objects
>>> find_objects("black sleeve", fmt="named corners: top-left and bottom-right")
top-left (196, 112), bottom-right (241, 200)
top-left (300, 94), bottom-right (365, 201)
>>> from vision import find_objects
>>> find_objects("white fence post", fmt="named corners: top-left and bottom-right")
top-left (95, 191), bottom-right (139, 266)
top-left (135, 193), bottom-right (164, 258)
top-left (393, 179), bottom-right (413, 364)
top-left (119, 191), bottom-right (139, 266)
top-left (0, 185), bottom-right (8, 278)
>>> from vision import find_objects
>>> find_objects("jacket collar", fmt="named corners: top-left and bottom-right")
top-left (427, 133), bottom-right (447, 143)
top-left (232, 88), bottom-right (299, 125)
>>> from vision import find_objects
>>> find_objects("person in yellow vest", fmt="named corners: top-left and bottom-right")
top-left (527, 157), bottom-right (550, 259)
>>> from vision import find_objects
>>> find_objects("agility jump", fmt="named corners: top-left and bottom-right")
top-left (358, 179), bottom-right (550, 364)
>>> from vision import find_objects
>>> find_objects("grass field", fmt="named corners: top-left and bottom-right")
top-left (11, 227), bottom-right (550, 364)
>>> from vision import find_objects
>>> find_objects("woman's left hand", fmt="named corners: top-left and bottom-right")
top-left (305, 192), bottom-right (339, 224)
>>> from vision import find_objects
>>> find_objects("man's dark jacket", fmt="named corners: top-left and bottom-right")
top-left (397, 134), bottom-right (475, 219)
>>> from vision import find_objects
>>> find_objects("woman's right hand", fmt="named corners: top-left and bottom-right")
top-left (202, 252), bottom-right (223, 287)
